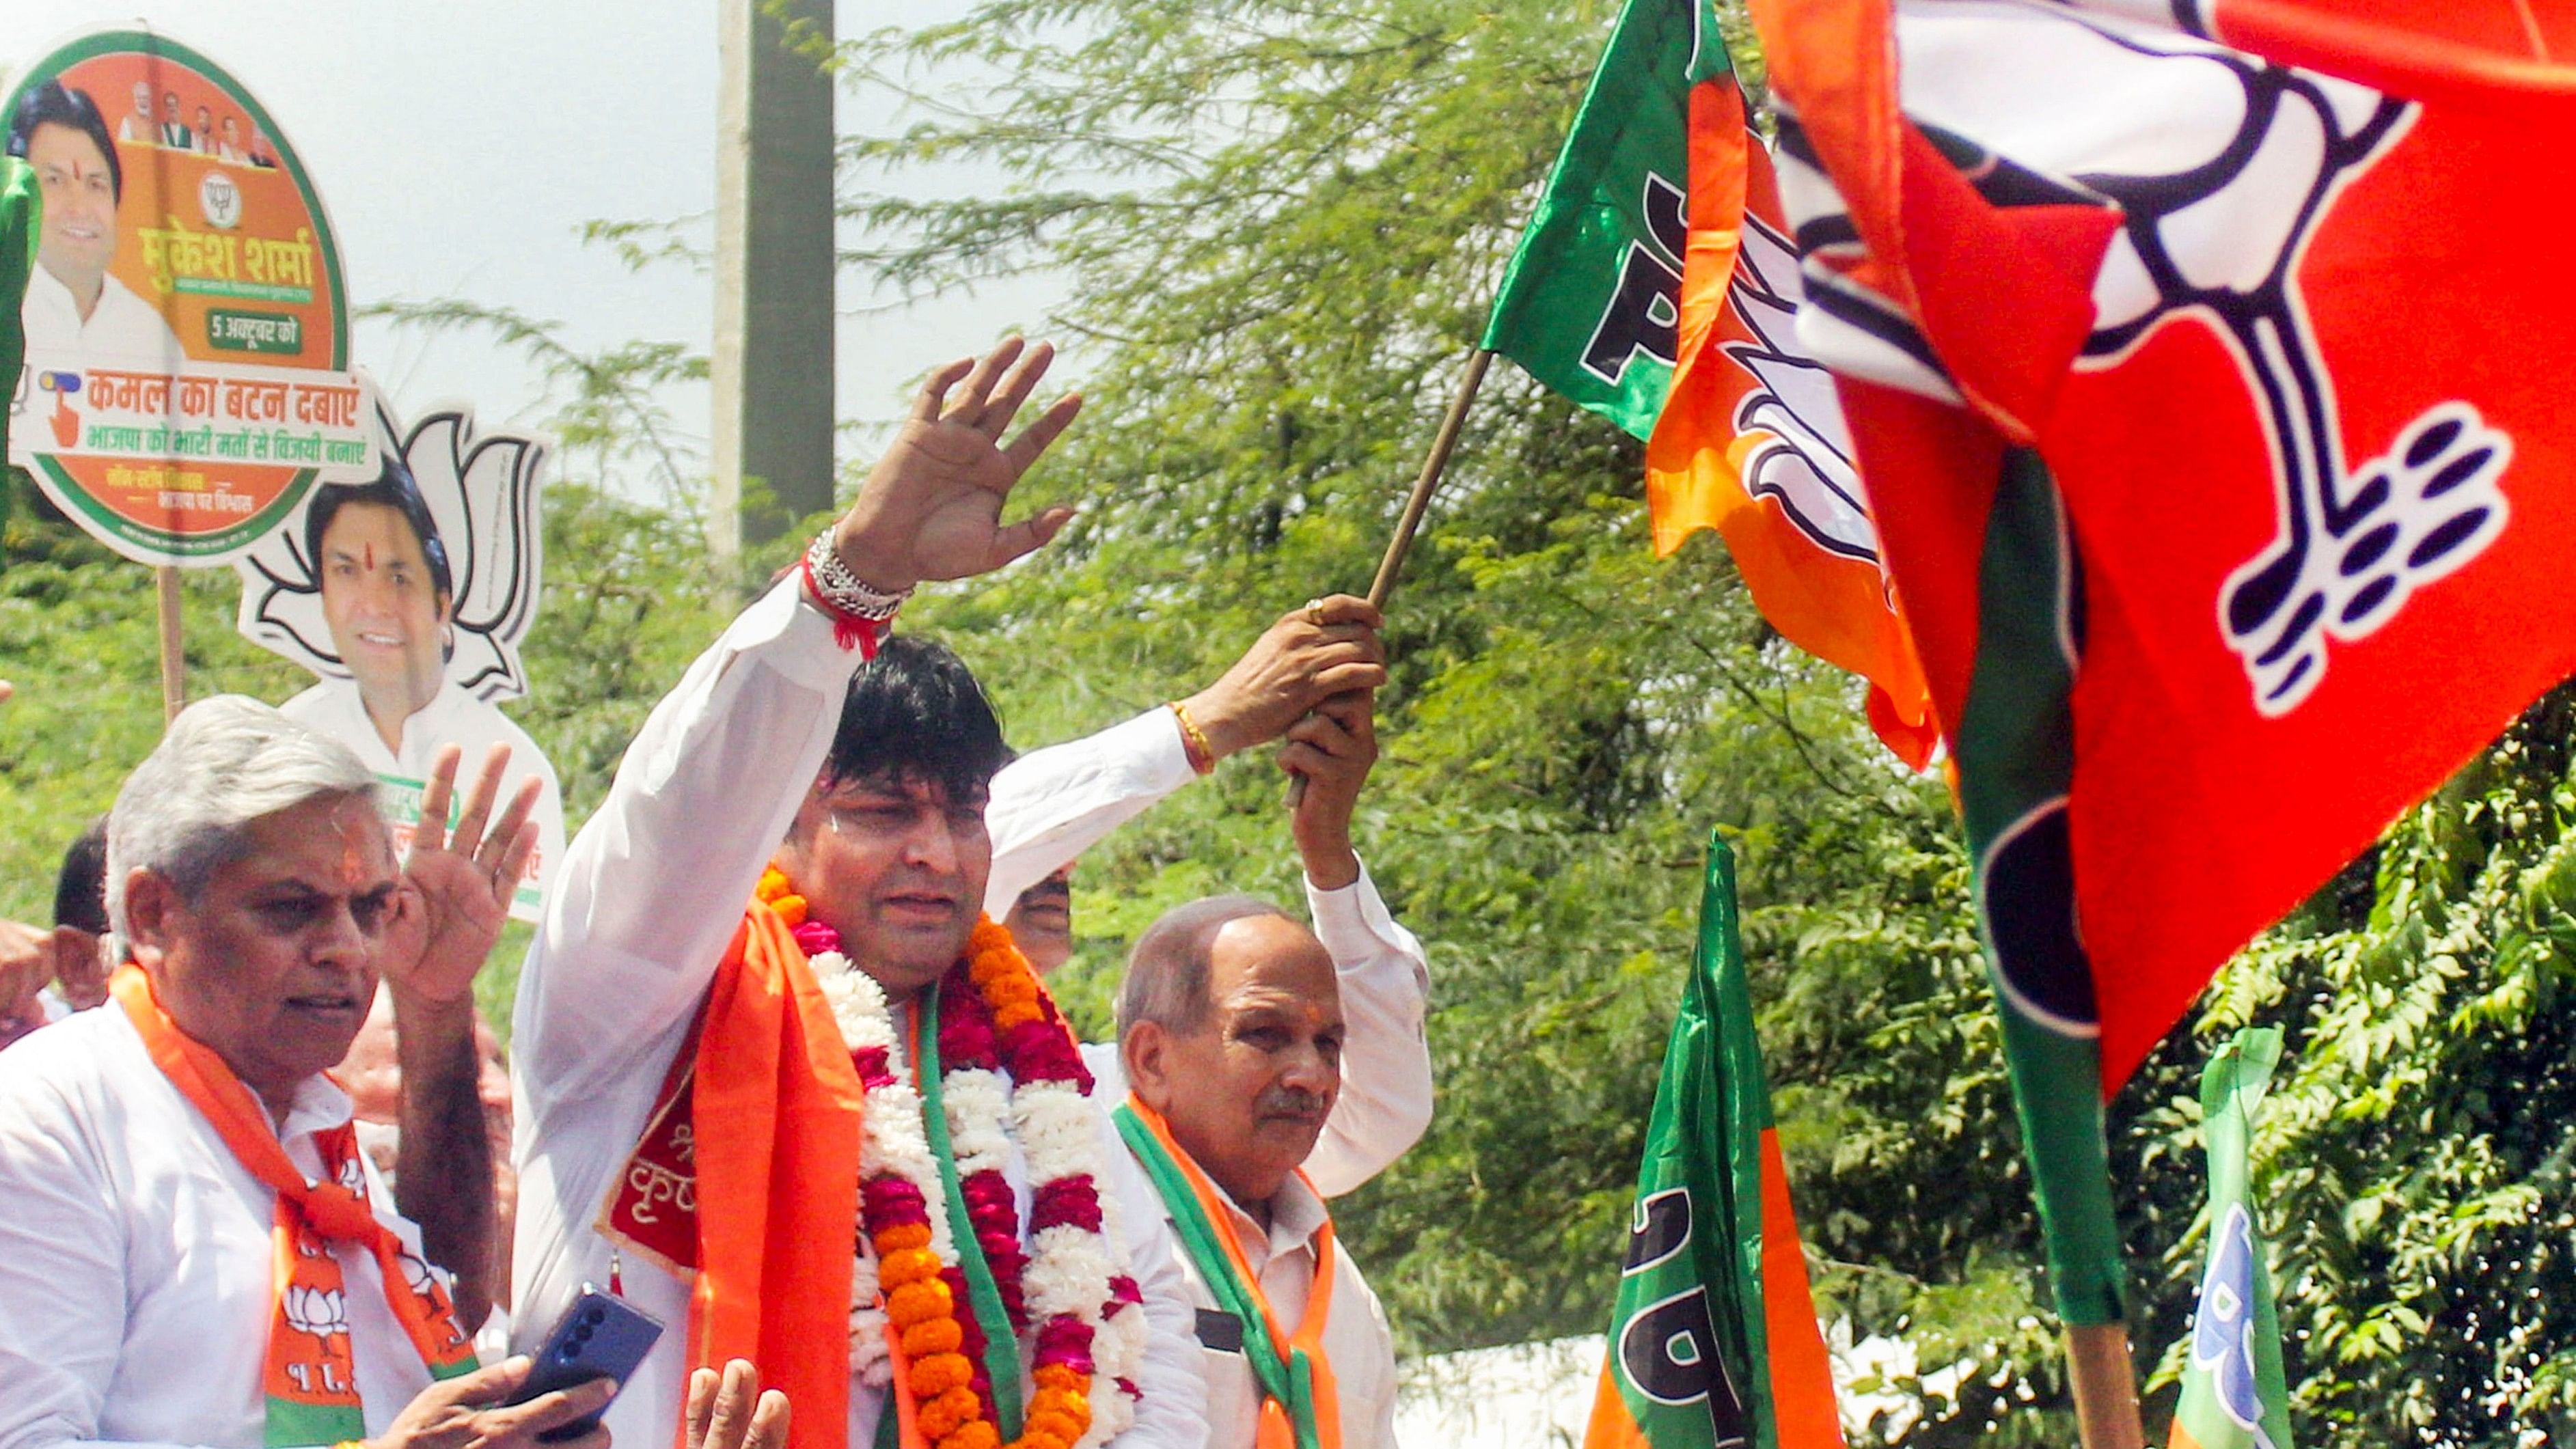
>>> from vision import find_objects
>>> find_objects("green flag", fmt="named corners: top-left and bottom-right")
top-left (1481, 0), bottom-right (1727, 441)
top-left (2166, 1027), bottom-right (2290, 1449)
top-left (1585, 832), bottom-right (1843, 1449)
top-left (1, 156), bottom-right (38, 479)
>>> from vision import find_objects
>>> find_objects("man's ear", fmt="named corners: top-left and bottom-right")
top-left (1124, 1021), bottom-right (1175, 1113)
top-left (120, 869), bottom-right (177, 967)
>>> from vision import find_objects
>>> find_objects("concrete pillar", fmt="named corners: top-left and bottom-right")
top-left (711, 0), bottom-right (836, 555)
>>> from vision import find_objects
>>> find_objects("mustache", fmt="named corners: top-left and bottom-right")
top-left (1257, 1086), bottom-right (1329, 1120)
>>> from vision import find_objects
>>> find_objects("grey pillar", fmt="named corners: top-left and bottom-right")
top-left (711, 0), bottom-right (836, 555)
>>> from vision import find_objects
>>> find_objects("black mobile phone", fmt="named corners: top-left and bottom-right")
top-left (507, 1284), bottom-right (666, 1443)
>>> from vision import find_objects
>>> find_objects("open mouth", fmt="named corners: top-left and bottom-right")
top-left (352, 630), bottom-right (405, 650)
top-left (881, 892), bottom-right (958, 924)
top-left (285, 992), bottom-right (364, 1019)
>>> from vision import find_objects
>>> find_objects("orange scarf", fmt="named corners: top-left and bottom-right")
top-left (599, 900), bottom-right (867, 1449)
top-left (1114, 1096), bottom-right (1341, 1449)
top-left (109, 965), bottom-right (476, 1447)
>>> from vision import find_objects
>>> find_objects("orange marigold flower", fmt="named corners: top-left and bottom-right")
top-left (941, 1422), bottom-right (1000, 1449)
top-left (756, 868), bottom-right (792, 900)
top-left (879, 1247), bottom-right (942, 1288)
top-left (901, 1317), bottom-right (965, 1357)
top-left (1030, 1364), bottom-right (1086, 1393)
top-left (886, 1280), bottom-right (953, 1326)
top-left (876, 1222), bottom-right (932, 1253)
top-left (920, 1385), bottom-right (985, 1439)
top-left (769, 893), bottom-right (808, 927)
top-left (1026, 1407), bottom-right (1084, 1442)
top-left (994, 1003), bottom-right (1044, 1030)
top-left (910, 1351), bottom-right (974, 1398)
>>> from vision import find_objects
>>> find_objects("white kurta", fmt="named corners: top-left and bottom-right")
top-left (280, 678), bottom-right (568, 907)
top-left (1106, 1153), bottom-right (1400, 1449)
top-left (0, 1006), bottom-right (443, 1449)
top-left (509, 579), bottom-right (1207, 1449)
top-left (987, 712), bottom-right (1436, 1198)
top-left (19, 266), bottom-right (184, 369)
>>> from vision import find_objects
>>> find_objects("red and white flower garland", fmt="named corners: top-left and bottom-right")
top-left (758, 869), bottom-right (1145, 1449)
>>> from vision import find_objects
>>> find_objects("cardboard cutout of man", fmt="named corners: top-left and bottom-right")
top-left (241, 402), bottom-right (564, 918)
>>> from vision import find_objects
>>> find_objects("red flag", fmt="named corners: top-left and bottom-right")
top-left (1751, 0), bottom-right (2576, 1090)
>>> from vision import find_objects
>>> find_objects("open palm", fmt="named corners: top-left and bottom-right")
top-left (379, 743), bottom-right (540, 1007)
top-left (835, 337), bottom-right (1083, 589)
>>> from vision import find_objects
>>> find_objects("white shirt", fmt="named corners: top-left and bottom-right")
top-left (0, 1006), bottom-right (443, 1449)
top-left (281, 677), bottom-right (568, 911)
top-left (510, 579), bottom-right (1207, 1449)
top-left (1107, 1151), bottom-right (1399, 1449)
top-left (20, 266), bottom-right (186, 371)
top-left (990, 713), bottom-right (1434, 1198)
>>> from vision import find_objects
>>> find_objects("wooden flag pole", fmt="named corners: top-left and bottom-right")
top-left (155, 566), bottom-right (186, 723)
top-left (1286, 347), bottom-right (1492, 807)
top-left (2066, 1323), bottom-right (2147, 1449)
top-left (1365, 347), bottom-right (1492, 611)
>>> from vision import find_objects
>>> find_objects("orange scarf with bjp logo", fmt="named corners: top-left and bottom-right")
top-left (109, 965), bottom-right (478, 1447)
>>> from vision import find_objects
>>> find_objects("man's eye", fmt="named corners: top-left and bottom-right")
top-left (1238, 1026), bottom-right (1288, 1050)
top-left (351, 895), bottom-right (392, 935)
top-left (256, 900), bottom-right (323, 931)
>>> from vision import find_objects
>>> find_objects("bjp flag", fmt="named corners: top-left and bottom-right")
top-left (1585, 834), bottom-right (1843, 1449)
top-left (1480, 0), bottom-right (1936, 769)
top-left (1750, 0), bottom-right (2576, 1325)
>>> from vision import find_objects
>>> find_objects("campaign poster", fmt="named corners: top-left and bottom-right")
top-left (236, 397), bottom-right (564, 921)
top-left (5, 29), bottom-right (372, 565)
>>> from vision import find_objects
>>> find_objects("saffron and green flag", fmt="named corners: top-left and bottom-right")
top-left (1479, 0), bottom-right (1937, 767)
top-left (1584, 833), bottom-right (1842, 1449)
top-left (2168, 1027), bottom-right (2290, 1449)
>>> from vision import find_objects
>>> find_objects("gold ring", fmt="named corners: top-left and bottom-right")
top-left (1303, 597), bottom-right (1327, 626)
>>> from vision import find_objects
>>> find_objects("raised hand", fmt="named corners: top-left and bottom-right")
top-left (1280, 688), bottom-right (1378, 892)
top-left (833, 337), bottom-right (1083, 593)
top-left (1181, 594), bottom-right (1388, 760)
top-left (380, 743), bottom-right (540, 1008)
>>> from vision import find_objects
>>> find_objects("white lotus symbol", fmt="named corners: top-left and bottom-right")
top-left (284, 1284), bottom-right (352, 1339)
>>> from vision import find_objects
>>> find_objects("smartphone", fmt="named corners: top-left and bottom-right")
top-left (507, 1285), bottom-right (666, 1443)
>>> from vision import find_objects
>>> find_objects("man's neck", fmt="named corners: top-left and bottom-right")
top-left (360, 682), bottom-right (434, 756)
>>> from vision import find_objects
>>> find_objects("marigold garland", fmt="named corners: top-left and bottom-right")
top-left (756, 866), bottom-right (1141, 1449)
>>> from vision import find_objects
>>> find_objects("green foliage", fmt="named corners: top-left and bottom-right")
top-left (5, 1), bottom-right (2573, 1444)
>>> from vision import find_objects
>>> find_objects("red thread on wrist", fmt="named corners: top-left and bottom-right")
top-left (803, 553), bottom-right (888, 657)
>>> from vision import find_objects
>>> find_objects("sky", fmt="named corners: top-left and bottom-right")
top-left (8, 0), bottom-right (1068, 490)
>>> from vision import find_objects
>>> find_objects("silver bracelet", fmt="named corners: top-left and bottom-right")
top-left (803, 532), bottom-right (914, 622)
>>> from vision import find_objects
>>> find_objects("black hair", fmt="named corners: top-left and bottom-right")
top-left (8, 81), bottom-right (123, 204)
top-left (822, 635), bottom-right (1009, 805)
top-left (305, 448), bottom-right (454, 607)
top-left (54, 814), bottom-right (110, 937)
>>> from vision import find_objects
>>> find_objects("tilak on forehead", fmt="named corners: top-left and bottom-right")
top-left (329, 797), bottom-right (387, 885)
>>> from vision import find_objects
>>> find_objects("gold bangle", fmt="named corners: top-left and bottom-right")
top-left (1169, 701), bottom-right (1218, 775)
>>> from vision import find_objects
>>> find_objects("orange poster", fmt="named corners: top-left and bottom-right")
top-left (5, 29), bottom-right (371, 565)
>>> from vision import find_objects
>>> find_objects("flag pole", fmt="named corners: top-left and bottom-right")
top-left (1285, 347), bottom-right (1492, 808)
top-left (2065, 1323), bottom-right (2146, 1449)
top-left (1364, 346), bottom-right (1492, 611)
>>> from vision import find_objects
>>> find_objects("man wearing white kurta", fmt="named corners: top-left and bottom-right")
top-left (982, 596), bottom-right (1429, 1200)
top-left (510, 339), bottom-right (1207, 1449)
top-left (1109, 685), bottom-right (1413, 1449)
top-left (0, 698), bottom-right (583, 1449)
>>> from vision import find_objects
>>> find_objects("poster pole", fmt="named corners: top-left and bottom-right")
top-left (156, 566), bottom-right (184, 723)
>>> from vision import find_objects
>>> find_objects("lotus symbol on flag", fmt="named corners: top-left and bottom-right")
top-left (283, 1284), bottom-right (353, 1340)
top-left (1785, 8), bottom-right (2515, 717)
top-left (1721, 208), bottom-right (1880, 568)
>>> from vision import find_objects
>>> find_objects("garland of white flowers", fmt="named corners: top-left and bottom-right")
top-left (791, 902), bottom-right (1146, 1449)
